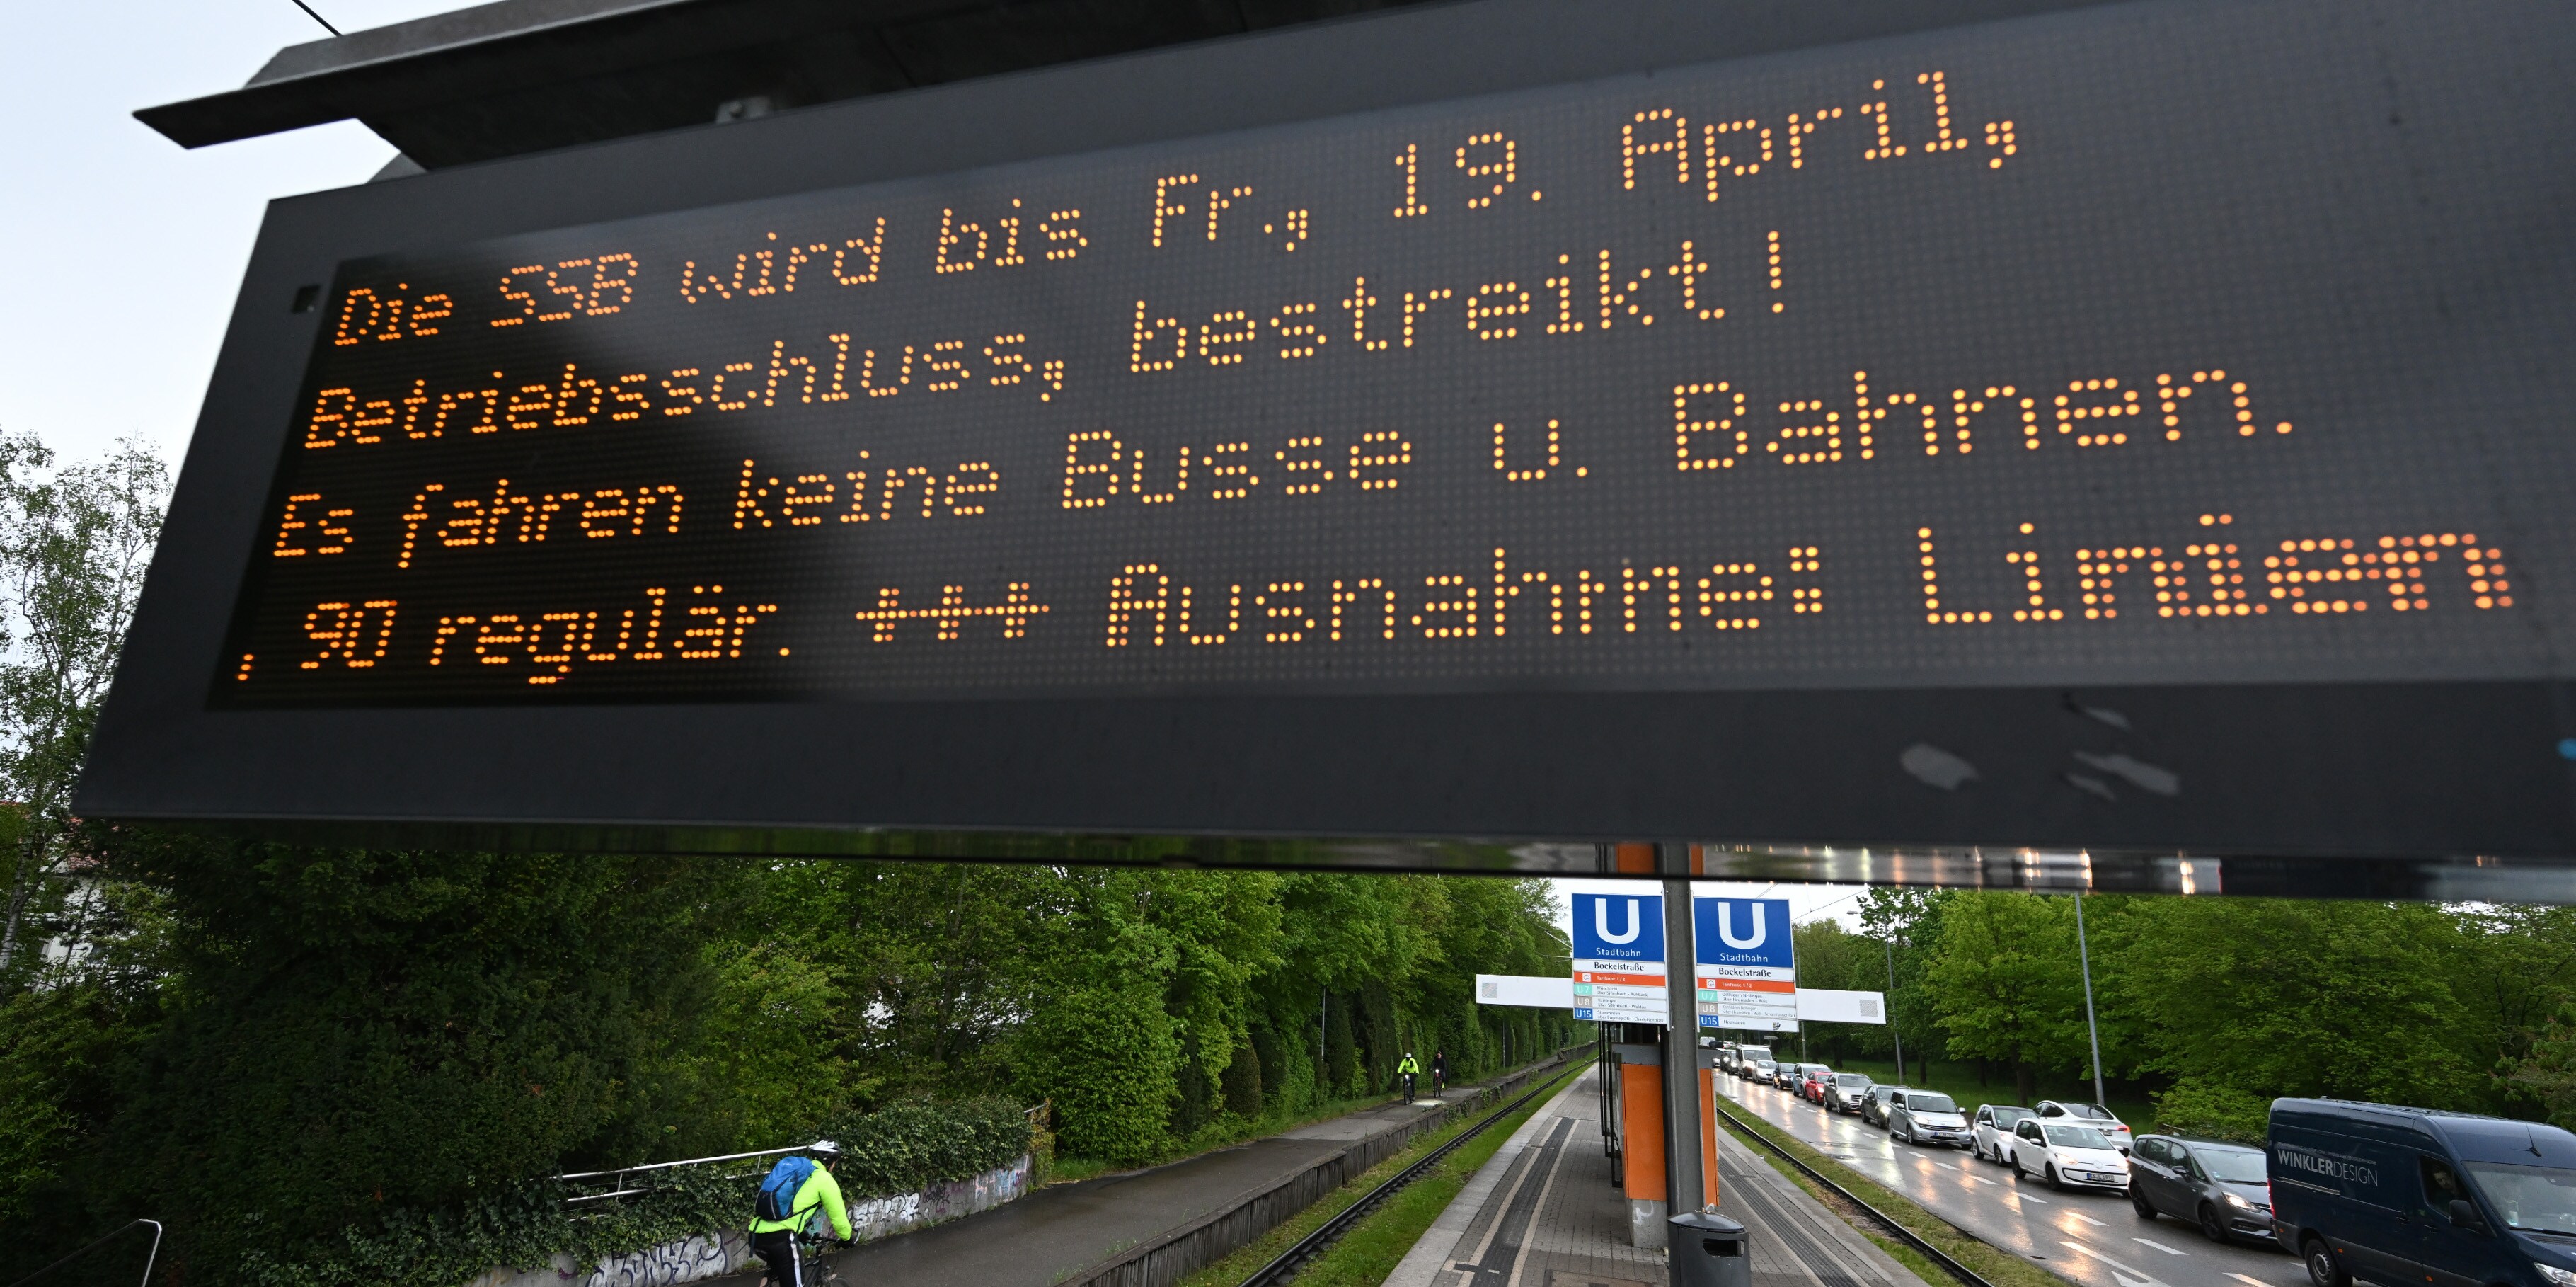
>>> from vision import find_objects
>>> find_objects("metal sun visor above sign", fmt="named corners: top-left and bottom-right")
top-left (1694, 897), bottom-right (1798, 1033)
top-left (1570, 891), bottom-right (1667, 1025)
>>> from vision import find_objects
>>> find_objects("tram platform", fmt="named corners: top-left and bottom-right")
top-left (1386, 1065), bottom-right (1931, 1287)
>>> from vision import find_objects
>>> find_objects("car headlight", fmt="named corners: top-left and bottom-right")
top-left (2534, 1264), bottom-right (2576, 1287)
top-left (2224, 1193), bottom-right (2255, 1210)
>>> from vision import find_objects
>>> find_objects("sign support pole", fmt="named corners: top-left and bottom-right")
top-left (1659, 843), bottom-right (1706, 1215)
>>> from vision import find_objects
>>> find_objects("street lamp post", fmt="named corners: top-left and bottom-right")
top-left (2074, 891), bottom-right (2107, 1106)
top-left (1883, 935), bottom-right (1905, 1085)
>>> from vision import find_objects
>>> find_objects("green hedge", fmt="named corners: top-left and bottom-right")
top-left (2150, 1079), bottom-right (2270, 1143)
top-left (242, 1099), bottom-right (1030, 1287)
top-left (810, 1097), bottom-right (1033, 1199)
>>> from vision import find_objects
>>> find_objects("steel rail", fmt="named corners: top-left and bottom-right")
top-left (1235, 1058), bottom-right (1589, 1287)
top-left (1706, 1096), bottom-right (2001, 1287)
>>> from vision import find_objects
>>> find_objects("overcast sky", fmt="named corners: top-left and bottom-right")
top-left (1, 1), bottom-right (465, 472)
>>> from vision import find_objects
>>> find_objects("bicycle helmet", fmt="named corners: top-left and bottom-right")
top-left (810, 1139), bottom-right (844, 1160)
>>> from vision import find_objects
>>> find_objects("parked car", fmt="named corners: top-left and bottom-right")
top-left (1889, 1089), bottom-right (1972, 1148)
top-left (1861, 1085), bottom-right (1903, 1127)
top-left (2271, 1097), bottom-right (2576, 1287)
top-left (1734, 1046), bottom-right (1773, 1078)
top-left (1798, 1065), bottom-right (1836, 1101)
top-left (1826, 1073), bottom-right (1875, 1114)
top-left (1974, 1105), bottom-right (2036, 1165)
top-left (2037, 1100), bottom-right (2134, 1151)
top-left (2130, 1134), bottom-right (2275, 1244)
top-left (2011, 1116), bottom-right (2132, 1192)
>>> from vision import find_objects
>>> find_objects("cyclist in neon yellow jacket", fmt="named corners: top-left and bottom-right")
top-left (1397, 1052), bottom-right (1421, 1102)
top-left (751, 1140), bottom-right (853, 1287)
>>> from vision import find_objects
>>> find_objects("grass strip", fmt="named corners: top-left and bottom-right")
top-left (1048, 1053), bottom-right (1582, 1186)
top-left (1177, 1060), bottom-right (1590, 1287)
top-left (1711, 1100), bottom-right (2074, 1287)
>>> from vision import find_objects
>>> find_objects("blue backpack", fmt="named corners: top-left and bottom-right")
top-left (756, 1155), bottom-right (817, 1223)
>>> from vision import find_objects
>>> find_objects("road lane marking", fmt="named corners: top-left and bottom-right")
top-left (2070, 1213), bottom-right (2110, 1227)
top-left (2017, 1194), bottom-right (2050, 1203)
top-left (2132, 1238), bottom-right (2190, 1257)
top-left (2226, 1274), bottom-right (2275, 1287)
top-left (2059, 1240), bottom-right (2175, 1287)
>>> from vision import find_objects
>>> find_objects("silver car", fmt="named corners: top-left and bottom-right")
top-left (1826, 1073), bottom-right (1875, 1114)
top-left (1888, 1089), bottom-right (1972, 1148)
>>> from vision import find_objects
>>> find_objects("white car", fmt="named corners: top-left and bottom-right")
top-left (2011, 1117), bottom-right (2132, 1192)
top-left (2035, 1099), bottom-right (2134, 1150)
top-left (1749, 1058), bottom-right (1778, 1084)
top-left (1973, 1104), bottom-right (2036, 1164)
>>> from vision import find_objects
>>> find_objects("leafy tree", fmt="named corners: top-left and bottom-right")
top-left (0, 434), bottom-right (166, 981)
top-left (2450, 903), bottom-right (2576, 1106)
top-left (93, 834), bottom-right (747, 1271)
top-left (2116, 897), bottom-right (2476, 1108)
top-left (1789, 918), bottom-right (1881, 1063)
top-left (1921, 892), bottom-right (2088, 1102)
top-left (1855, 888), bottom-right (1951, 1080)
top-left (2503, 1003), bottom-right (2576, 1131)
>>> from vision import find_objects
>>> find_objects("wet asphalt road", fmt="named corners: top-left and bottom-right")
top-left (1716, 1075), bottom-right (2308, 1287)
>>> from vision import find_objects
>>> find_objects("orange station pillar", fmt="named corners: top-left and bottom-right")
top-left (1608, 842), bottom-right (1721, 1249)
top-left (1614, 1043), bottom-right (1723, 1247)
top-left (1617, 1048), bottom-right (1666, 1245)
top-left (1699, 1058), bottom-right (1722, 1209)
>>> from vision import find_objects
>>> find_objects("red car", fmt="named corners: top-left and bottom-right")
top-left (1798, 1066), bottom-right (1836, 1104)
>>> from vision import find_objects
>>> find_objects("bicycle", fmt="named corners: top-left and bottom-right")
top-left (756, 1232), bottom-right (849, 1287)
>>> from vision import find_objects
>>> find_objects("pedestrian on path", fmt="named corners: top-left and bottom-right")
top-left (1398, 1051), bottom-right (1421, 1102)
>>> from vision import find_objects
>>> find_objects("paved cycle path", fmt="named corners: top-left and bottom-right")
top-left (706, 1073), bottom-right (1525, 1287)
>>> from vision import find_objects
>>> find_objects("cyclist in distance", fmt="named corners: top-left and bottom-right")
top-left (1398, 1051), bottom-right (1421, 1102)
top-left (1432, 1048), bottom-right (1448, 1097)
top-left (751, 1140), bottom-right (852, 1286)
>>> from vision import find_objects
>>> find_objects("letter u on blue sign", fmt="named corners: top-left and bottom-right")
top-left (1571, 892), bottom-right (1664, 961)
top-left (1694, 898), bottom-right (1794, 968)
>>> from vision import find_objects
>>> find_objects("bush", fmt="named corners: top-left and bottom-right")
top-left (2153, 1079), bottom-right (2271, 1142)
top-left (1025, 987), bottom-right (1176, 1165)
top-left (810, 1097), bottom-right (1032, 1199)
top-left (1222, 1042), bottom-right (1263, 1116)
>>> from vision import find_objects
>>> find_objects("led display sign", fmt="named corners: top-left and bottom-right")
top-left (78, 0), bottom-right (2576, 866)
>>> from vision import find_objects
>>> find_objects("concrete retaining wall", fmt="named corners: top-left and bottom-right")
top-left (1059, 1049), bottom-right (1584, 1287)
top-left (465, 1153), bottom-right (1034, 1287)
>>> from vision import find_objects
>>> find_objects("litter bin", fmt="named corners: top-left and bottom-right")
top-left (1667, 1211), bottom-right (1749, 1287)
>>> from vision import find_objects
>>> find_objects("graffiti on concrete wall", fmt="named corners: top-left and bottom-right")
top-left (464, 1155), bottom-right (1033, 1287)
